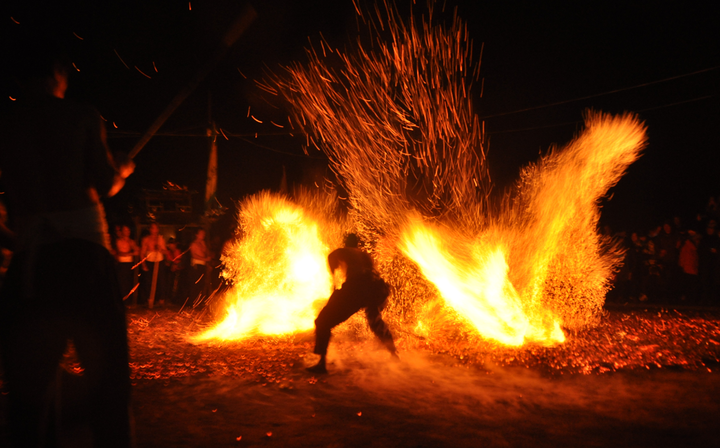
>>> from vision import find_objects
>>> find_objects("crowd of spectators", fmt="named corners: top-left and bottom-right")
top-left (108, 224), bottom-right (225, 309)
top-left (607, 196), bottom-right (720, 306)
top-left (3, 196), bottom-right (720, 310)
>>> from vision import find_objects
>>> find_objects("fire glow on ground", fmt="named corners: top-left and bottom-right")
top-left (122, 306), bottom-right (719, 383)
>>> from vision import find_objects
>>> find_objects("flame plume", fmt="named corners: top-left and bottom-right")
top-left (202, 2), bottom-right (647, 347)
top-left (195, 190), bottom-right (345, 341)
top-left (403, 112), bottom-right (646, 345)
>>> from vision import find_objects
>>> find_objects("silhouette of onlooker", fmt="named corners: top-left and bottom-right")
top-left (0, 39), bottom-right (134, 446)
top-left (165, 237), bottom-right (183, 305)
top-left (140, 222), bottom-right (167, 308)
top-left (114, 224), bottom-right (139, 306)
top-left (698, 220), bottom-right (720, 305)
top-left (188, 228), bottom-right (211, 301)
top-left (679, 231), bottom-right (701, 303)
top-left (656, 222), bottom-right (681, 302)
top-left (0, 201), bottom-right (15, 287)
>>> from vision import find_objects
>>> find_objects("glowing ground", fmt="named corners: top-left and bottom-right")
top-left (133, 306), bottom-right (720, 447)
top-left (2, 306), bottom-right (719, 447)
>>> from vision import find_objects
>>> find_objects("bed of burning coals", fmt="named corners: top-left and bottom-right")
top-left (108, 306), bottom-right (720, 388)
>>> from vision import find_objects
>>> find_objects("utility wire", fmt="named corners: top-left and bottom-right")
top-left (235, 136), bottom-right (325, 159)
top-left (487, 94), bottom-right (715, 135)
top-left (637, 95), bottom-right (714, 113)
top-left (479, 66), bottom-right (718, 120)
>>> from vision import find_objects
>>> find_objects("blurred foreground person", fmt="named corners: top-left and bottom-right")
top-left (0, 41), bottom-right (135, 447)
top-left (307, 234), bottom-right (398, 374)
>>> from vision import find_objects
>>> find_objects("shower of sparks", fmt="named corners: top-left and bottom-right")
top-left (399, 112), bottom-right (645, 346)
top-left (251, 1), bottom-right (644, 347)
top-left (263, 0), bottom-right (490, 239)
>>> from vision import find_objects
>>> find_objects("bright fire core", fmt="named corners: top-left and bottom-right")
top-left (194, 193), bottom-right (337, 341)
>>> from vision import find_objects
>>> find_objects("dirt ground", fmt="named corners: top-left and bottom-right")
top-left (130, 305), bottom-right (720, 447)
top-left (131, 352), bottom-right (720, 448)
top-left (2, 306), bottom-right (720, 447)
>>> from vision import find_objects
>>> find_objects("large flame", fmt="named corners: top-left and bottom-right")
top-left (401, 113), bottom-right (646, 346)
top-left (199, 3), bottom-right (647, 347)
top-left (194, 191), bottom-right (343, 341)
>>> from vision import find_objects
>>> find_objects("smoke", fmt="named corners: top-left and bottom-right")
top-left (302, 341), bottom-right (714, 437)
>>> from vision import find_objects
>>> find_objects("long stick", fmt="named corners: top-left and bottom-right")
top-left (129, 4), bottom-right (257, 159)
top-left (148, 260), bottom-right (159, 309)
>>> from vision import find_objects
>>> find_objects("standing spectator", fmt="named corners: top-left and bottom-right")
top-left (114, 224), bottom-right (139, 307)
top-left (165, 237), bottom-right (183, 305)
top-left (641, 236), bottom-right (663, 302)
top-left (611, 232), bottom-right (637, 303)
top-left (0, 201), bottom-right (15, 287)
top-left (140, 222), bottom-right (168, 308)
top-left (656, 222), bottom-right (681, 303)
top-left (679, 231), bottom-right (701, 304)
top-left (0, 40), bottom-right (134, 446)
top-left (627, 232), bottom-right (645, 301)
top-left (673, 216), bottom-right (685, 238)
top-left (690, 212), bottom-right (706, 235)
top-left (698, 220), bottom-right (720, 305)
top-left (706, 197), bottom-right (719, 223)
top-left (188, 228), bottom-right (212, 301)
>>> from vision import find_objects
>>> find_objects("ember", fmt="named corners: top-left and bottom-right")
top-left (119, 307), bottom-right (720, 383)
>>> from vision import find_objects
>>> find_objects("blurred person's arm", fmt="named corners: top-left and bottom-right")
top-left (131, 240), bottom-right (140, 257)
top-left (85, 110), bottom-right (134, 199)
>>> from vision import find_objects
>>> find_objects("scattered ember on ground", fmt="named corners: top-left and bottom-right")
top-left (126, 308), bottom-right (310, 385)
top-left (119, 306), bottom-right (720, 383)
top-left (414, 307), bottom-right (720, 374)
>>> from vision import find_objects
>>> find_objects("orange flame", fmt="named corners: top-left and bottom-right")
top-left (401, 113), bottom-right (646, 346)
top-left (199, 4), bottom-right (647, 348)
top-left (194, 191), bottom-right (344, 341)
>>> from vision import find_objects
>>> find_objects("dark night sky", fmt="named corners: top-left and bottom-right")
top-left (2, 0), bottom-right (718, 233)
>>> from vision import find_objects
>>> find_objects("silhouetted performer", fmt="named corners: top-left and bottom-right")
top-left (0, 41), bottom-right (135, 447)
top-left (307, 234), bottom-right (397, 374)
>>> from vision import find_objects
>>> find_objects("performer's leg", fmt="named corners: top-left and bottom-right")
top-left (313, 289), bottom-right (361, 356)
top-left (309, 288), bottom-right (363, 373)
top-left (365, 305), bottom-right (398, 356)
